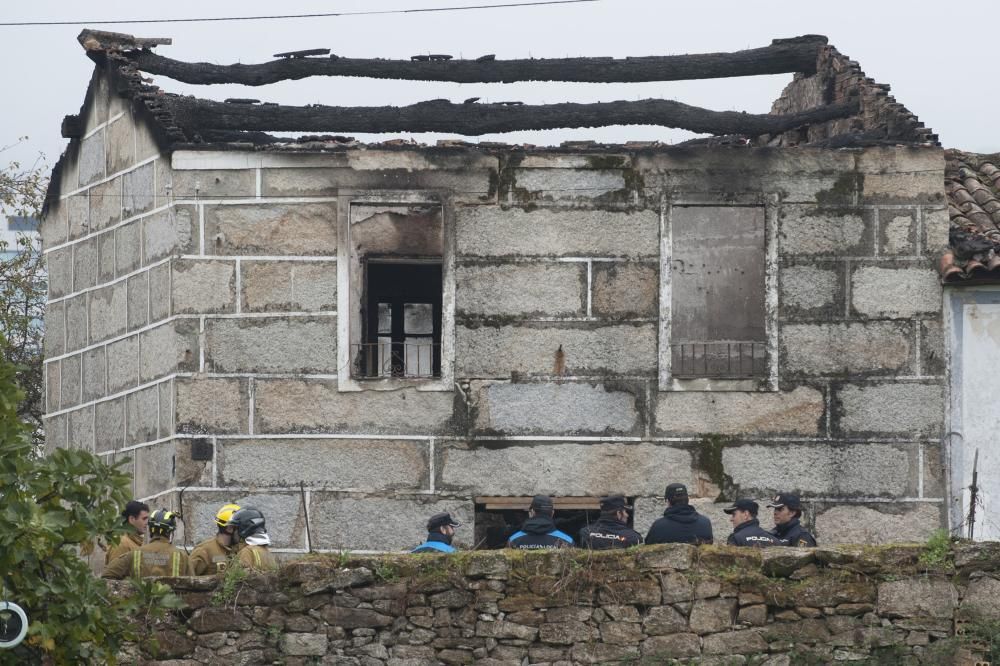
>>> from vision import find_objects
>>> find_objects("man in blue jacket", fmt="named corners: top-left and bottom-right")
top-left (645, 483), bottom-right (714, 545)
top-left (508, 495), bottom-right (574, 550)
top-left (411, 512), bottom-right (460, 553)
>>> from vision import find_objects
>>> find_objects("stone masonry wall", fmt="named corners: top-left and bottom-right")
top-left (41, 69), bottom-right (950, 556)
top-left (112, 542), bottom-right (1000, 665)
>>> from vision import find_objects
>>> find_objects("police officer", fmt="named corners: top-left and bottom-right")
top-left (227, 506), bottom-right (279, 571)
top-left (411, 512), bottom-right (461, 553)
top-left (724, 499), bottom-right (779, 547)
top-left (190, 503), bottom-right (241, 575)
top-left (105, 500), bottom-right (149, 564)
top-left (578, 495), bottom-right (643, 550)
top-left (507, 495), bottom-right (574, 550)
top-left (102, 509), bottom-right (190, 579)
top-left (767, 493), bottom-right (817, 547)
top-left (645, 483), bottom-right (714, 545)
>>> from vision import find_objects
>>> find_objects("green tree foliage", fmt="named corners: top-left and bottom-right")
top-left (0, 362), bottom-right (181, 665)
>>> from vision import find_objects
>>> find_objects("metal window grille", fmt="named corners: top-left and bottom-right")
top-left (351, 342), bottom-right (441, 379)
top-left (670, 341), bottom-right (767, 379)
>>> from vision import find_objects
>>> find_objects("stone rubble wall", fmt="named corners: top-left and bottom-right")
top-left (113, 542), bottom-right (1000, 665)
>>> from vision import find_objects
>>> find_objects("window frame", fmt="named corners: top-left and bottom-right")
top-left (657, 194), bottom-right (780, 392)
top-left (337, 191), bottom-right (456, 392)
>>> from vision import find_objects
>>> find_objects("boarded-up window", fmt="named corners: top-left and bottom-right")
top-left (670, 206), bottom-right (766, 378)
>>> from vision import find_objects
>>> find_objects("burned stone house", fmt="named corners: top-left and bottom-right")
top-left (41, 30), bottom-right (951, 555)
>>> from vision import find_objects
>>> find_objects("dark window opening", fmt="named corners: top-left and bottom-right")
top-left (473, 496), bottom-right (637, 549)
top-left (354, 261), bottom-right (442, 379)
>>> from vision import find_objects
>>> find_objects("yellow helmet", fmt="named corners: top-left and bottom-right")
top-left (215, 503), bottom-right (241, 528)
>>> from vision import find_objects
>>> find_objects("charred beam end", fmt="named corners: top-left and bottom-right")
top-left (161, 96), bottom-right (860, 137)
top-left (273, 48), bottom-right (331, 59)
top-left (61, 115), bottom-right (83, 139)
top-left (78, 28), bottom-right (171, 52)
top-left (129, 35), bottom-right (827, 86)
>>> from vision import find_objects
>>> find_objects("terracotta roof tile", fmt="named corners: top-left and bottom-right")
top-left (941, 149), bottom-right (1000, 283)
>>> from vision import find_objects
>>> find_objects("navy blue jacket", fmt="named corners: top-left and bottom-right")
top-left (727, 519), bottom-right (779, 547)
top-left (508, 516), bottom-right (574, 550)
top-left (645, 504), bottom-right (714, 545)
top-left (579, 517), bottom-right (643, 550)
top-left (411, 532), bottom-right (457, 553)
top-left (771, 518), bottom-right (817, 547)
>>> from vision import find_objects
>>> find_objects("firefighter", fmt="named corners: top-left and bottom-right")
top-left (105, 500), bottom-right (149, 564)
top-left (724, 499), bottom-right (779, 547)
top-left (579, 495), bottom-right (643, 550)
top-left (507, 495), bottom-right (574, 550)
top-left (189, 503), bottom-right (241, 575)
top-left (227, 507), bottom-right (279, 571)
top-left (411, 512), bottom-right (461, 553)
top-left (767, 493), bottom-right (817, 547)
top-left (102, 509), bottom-right (189, 579)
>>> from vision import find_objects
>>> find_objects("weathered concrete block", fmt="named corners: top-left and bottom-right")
top-left (309, 495), bottom-right (474, 551)
top-left (837, 383), bottom-right (943, 436)
top-left (68, 405), bottom-right (95, 451)
top-left (456, 207), bottom-right (658, 258)
top-left (922, 207), bottom-right (949, 254)
top-left (171, 259), bottom-right (236, 314)
top-left (184, 490), bottom-right (306, 549)
top-left (95, 397), bottom-right (125, 453)
top-left (106, 114), bottom-right (135, 175)
top-left (473, 381), bottom-right (640, 435)
top-left (851, 266), bottom-right (940, 318)
top-left (148, 261), bottom-right (171, 321)
top-left (47, 246), bottom-right (73, 298)
top-left (88, 282), bottom-right (127, 343)
top-left (862, 171), bottom-right (945, 205)
top-left (64, 294), bottom-right (89, 352)
top-left (39, 202), bottom-right (68, 249)
top-left (115, 220), bottom-right (141, 276)
top-left (60, 354), bottom-right (82, 408)
top-left (204, 317), bottom-right (336, 374)
top-left (655, 385), bottom-right (824, 436)
top-left (781, 322), bottom-right (912, 376)
top-left (456, 323), bottom-right (657, 377)
top-left (72, 238), bottom-right (98, 291)
top-left (97, 230), bottom-right (115, 283)
top-left (122, 162), bottom-right (154, 218)
top-left (204, 203), bottom-right (337, 256)
top-left (83, 75), bottom-right (109, 133)
top-left (89, 177), bottom-right (121, 231)
top-left (133, 440), bottom-right (176, 498)
top-left (175, 377), bottom-right (248, 434)
top-left (220, 438), bottom-right (429, 489)
top-left (78, 130), bottom-right (106, 186)
top-left (67, 192), bottom-right (89, 240)
top-left (439, 442), bottom-right (692, 496)
top-left (253, 379), bottom-right (456, 435)
top-left (878, 579), bottom-right (957, 618)
top-left (135, 121), bottom-right (160, 163)
top-left (127, 272), bottom-right (148, 331)
top-left (780, 263), bottom-right (841, 315)
top-left (815, 502), bottom-right (942, 545)
top-left (591, 262), bottom-right (658, 319)
top-left (44, 301), bottom-right (65, 357)
top-left (780, 206), bottom-right (871, 255)
top-left (158, 380), bottom-right (173, 438)
top-left (920, 319), bottom-right (945, 376)
top-left (143, 208), bottom-right (195, 263)
top-left (722, 442), bottom-right (915, 497)
top-left (241, 260), bottom-right (337, 312)
top-left (139, 320), bottom-right (199, 382)
top-left (107, 335), bottom-right (138, 393)
top-left (510, 168), bottom-right (627, 204)
top-left (46, 361), bottom-right (60, 412)
top-left (879, 210), bottom-right (916, 255)
top-left (456, 263), bottom-right (584, 317)
top-left (172, 168), bottom-right (256, 199)
top-left (125, 385), bottom-right (159, 445)
top-left (45, 413), bottom-right (68, 454)
top-left (81, 346), bottom-right (106, 402)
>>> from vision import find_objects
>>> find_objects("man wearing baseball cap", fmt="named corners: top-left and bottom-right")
top-left (507, 495), bottom-right (574, 550)
top-left (645, 483), bottom-right (713, 545)
top-left (579, 495), bottom-right (643, 549)
top-left (767, 493), bottom-right (817, 547)
top-left (411, 512), bottom-right (461, 553)
top-left (724, 499), bottom-right (779, 547)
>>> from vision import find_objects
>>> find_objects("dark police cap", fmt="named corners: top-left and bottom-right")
top-left (426, 512), bottom-right (460, 531)
top-left (599, 494), bottom-right (633, 512)
top-left (722, 499), bottom-right (759, 515)
top-left (529, 495), bottom-right (554, 511)
top-left (664, 483), bottom-right (688, 501)
top-left (766, 492), bottom-right (802, 510)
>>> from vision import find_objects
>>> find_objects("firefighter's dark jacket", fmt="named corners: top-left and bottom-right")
top-left (578, 517), bottom-right (643, 550)
top-left (645, 504), bottom-right (714, 545)
top-left (726, 519), bottom-right (780, 547)
top-left (507, 515), bottom-right (573, 550)
top-left (771, 518), bottom-right (817, 547)
top-left (411, 532), bottom-right (457, 553)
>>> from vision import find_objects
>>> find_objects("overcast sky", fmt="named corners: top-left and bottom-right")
top-left (3, 0), bottom-right (999, 178)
